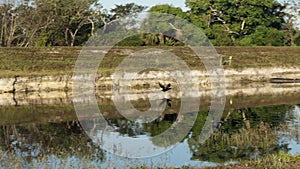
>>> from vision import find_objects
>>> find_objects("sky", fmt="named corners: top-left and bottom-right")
top-left (100, 0), bottom-right (189, 12)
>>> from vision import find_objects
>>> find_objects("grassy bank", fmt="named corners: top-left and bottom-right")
top-left (1, 150), bottom-right (299, 169)
top-left (0, 46), bottom-right (299, 78)
top-left (203, 152), bottom-right (300, 169)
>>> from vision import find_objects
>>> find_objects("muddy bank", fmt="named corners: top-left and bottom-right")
top-left (0, 81), bottom-right (300, 107)
top-left (0, 67), bottom-right (299, 107)
top-left (0, 67), bottom-right (299, 93)
top-left (0, 83), bottom-right (300, 125)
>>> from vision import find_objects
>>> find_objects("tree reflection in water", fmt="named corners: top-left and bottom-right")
top-left (0, 104), bottom-right (299, 166)
top-left (188, 105), bottom-right (292, 163)
top-left (0, 121), bottom-right (104, 162)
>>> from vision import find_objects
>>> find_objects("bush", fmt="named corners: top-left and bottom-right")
top-left (237, 26), bottom-right (285, 46)
top-left (115, 34), bottom-right (145, 46)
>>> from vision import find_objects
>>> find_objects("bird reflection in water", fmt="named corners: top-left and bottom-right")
top-left (160, 98), bottom-right (172, 107)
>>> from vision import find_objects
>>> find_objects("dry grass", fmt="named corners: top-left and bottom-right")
top-left (0, 46), bottom-right (299, 78)
top-left (205, 152), bottom-right (300, 169)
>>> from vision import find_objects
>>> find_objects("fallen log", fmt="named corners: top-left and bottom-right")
top-left (270, 78), bottom-right (300, 83)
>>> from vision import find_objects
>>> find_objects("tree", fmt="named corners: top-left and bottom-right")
top-left (185, 0), bottom-right (287, 46)
top-left (206, 24), bottom-right (234, 46)
top-left (110, 3), bottom-right (146, 20)
top-left (0, 0), bottom-right (58, 47)
top-left (238, 26), bottom-right (285, 46)
top-left (0, 2), bottom-right (18, 47)
top-left (141, 5), bottom-right (189, 46)
top-left (16, 0), bottom-right (54, 47)
top-left (48, 0), bottom-right (101, 46)
top-left (295, 28), bottom-right (300, 46)
top-left (282, 0), bottom-right (300, 46)
top-left (148, 4), bottom-right (187, 19)
top-left (0, 0), bottom-right (101, 47)
top-left (188, 105), bottom-right (289, 162)
top-left (0, 1), bottom-right (34, 47)
top-left (99, 3), bottom-right (146, 33)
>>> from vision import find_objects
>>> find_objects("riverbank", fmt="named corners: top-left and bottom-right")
top-left (0, 67), bottom-right (300, 93)
top-left (0, 46), bottom-right (299, 93)
top-left (0, 83), bottom-right (299, 125)
top-left (0, 46), bottom-right (299, 78)
top-left (1, 46), bottom-right (300, 169)
top-left (204, 152), bottom-right (300, 169)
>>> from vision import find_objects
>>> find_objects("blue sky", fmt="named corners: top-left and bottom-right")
top-left (100, 0), bottom-right (188, 12)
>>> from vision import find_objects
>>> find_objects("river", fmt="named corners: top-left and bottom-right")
top-left (0, 81), bottom-right (300, 168)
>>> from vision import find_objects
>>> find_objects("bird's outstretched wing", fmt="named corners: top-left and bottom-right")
top-left (166, 83), bottom-right (171, 89)
top-left (158, 82), bottom-right (164, 89)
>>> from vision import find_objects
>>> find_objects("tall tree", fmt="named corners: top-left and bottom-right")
top-left (17, 0), bottom-right (54, 47)
top-left (0, 1), bottom-right (32, 47)
top-left (0, 2), bottom-right (17, 47)
top-left (110, 3), bottom-right (146, 20)
top-left (142, 5), bottom-right (188, 46)
top-left (49, 0), bottom-right (101, 46)
top-left (0, 0), bottom-right (101, 47)
top-left (185, 0), bottom-right (287, 46)
top-left (99, 3), bottom-right (146, 33)
top-left (282, 0), bottom-right (300, 46)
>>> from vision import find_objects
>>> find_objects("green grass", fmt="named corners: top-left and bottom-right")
top-left (0, 47), bottom-right (80, 77)
top-left (2, 149), bottom-right (299, 169)
top-left (204, 151), bottom-right (300, 169)
top-left (216, 46), bottom-right (300, 69)
top-left (0, 46), bottom-right (299, 78)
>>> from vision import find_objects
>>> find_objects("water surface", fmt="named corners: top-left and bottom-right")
top-left (0, 89), bottom-right (300, 168)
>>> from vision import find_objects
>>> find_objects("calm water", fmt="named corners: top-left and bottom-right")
top-left (0, 92), bottom-right (300, 168)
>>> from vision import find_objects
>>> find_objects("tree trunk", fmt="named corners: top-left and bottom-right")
top-left (70, 33), bottom-right (75, 47)
top-left (7, 15), bottom-right (18, 47)
top-left (241, 19), bottom-right (246, 31)
top-left (65, 28), bottom-right (70, 46)
top-left (0, 15), bottom-right (5, 46)
top-left (88, 18), bottom-right (95, 36)
top-left (158, 33), bottom-right (164, 45)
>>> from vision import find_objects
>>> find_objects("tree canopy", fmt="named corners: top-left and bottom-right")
top-left (185, 0), bottom-right (288, 46)
top-left (0, 0), bottom-right (299, 47)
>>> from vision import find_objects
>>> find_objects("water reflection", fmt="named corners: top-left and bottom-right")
top-left (160, 98), bottom-right (172, 107)
top-left (278, 105), bottom-right (300, 154)
top-left (0, 96), bottom-right (300, 167)
top-left (0, 121), bottom-right (103, 168)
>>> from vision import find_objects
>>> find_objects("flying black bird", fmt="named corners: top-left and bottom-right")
top-left (158, 82), bottom-right (172, 92)
top-left (159, 98), bottom-right (172, 107)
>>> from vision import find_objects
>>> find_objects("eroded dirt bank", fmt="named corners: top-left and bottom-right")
top-left (0, 67), bottom-right (299, 106)
top-left (0, 67), bottom-right (299, 93)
